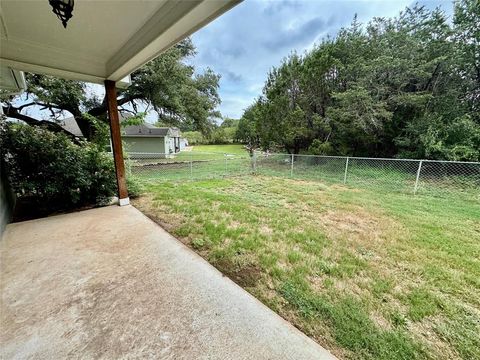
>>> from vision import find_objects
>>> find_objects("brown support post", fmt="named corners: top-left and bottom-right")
top-left (105, 80), bottom-right (129, 206)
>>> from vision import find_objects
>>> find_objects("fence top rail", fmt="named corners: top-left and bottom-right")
top-left (253, 151), bottom-right (480, 165)
top-left (255, 152), bottom-right (346, 160)
top-left (124, 151), bottom-right (248, 157)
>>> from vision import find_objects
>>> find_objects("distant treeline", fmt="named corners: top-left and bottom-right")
top-left (184, 118), bottom-right (240, 145)
top-left (236, 1), bottom-right (480, 161)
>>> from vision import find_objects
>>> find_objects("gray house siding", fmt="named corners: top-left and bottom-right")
top-left (121, 124), bottom-right (181, 158)
top-left (123, 137), bottom-right (168, 157)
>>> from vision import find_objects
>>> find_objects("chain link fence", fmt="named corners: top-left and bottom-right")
top-left (126, 151), bottom-right (252, 182)
top-left (125, 150), bottom-right (479, 199)
top-left (254, 152), bottom-right (480, 199)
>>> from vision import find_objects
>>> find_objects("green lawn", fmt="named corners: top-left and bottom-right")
top-left (133, 175), bottom-right (480, 360)
top-left (128, 150), bottom-right (251, 181)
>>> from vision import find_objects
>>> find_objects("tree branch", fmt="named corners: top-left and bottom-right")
top-left (87, 95), bottom-right (139, 117)
top-left (119, 107), bottom-right (136, 115)
top-left (2, 105), bottom-right (82, 144)
top-left (16, 100), bottom-right (69, 113)
top-left (17, 102), bottom-right (38, 111)
top-left (424, 62), bottom-right (442, 92)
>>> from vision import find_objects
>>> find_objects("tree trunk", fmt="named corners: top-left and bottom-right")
top-left (75, 115), bottom-right (94, 141)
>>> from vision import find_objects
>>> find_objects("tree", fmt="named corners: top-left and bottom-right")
top-left (238, 0), bottom-right (480, 161)
top-left (237, 101), bottom-right (264, 152)
top-left (220, 117), bottom-right (239, 128)
top-left (1, 38), bottom-right (221, 141)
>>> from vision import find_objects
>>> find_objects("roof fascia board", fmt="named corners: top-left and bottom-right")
top-left (0, 59), bottom-right (131, 88)
top-left (12, 68), bottom-right (26, 91)
top-left (0, 58), bottom-right (105, 84)
top-left (0, 68), bottom-right (26, 94)
top-left (106, 0), bottom-right (199, 80)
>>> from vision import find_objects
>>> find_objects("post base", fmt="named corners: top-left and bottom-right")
top-left (119, 197), bottom-right (130, 206)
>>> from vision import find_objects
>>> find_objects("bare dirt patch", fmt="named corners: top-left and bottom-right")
top-left (213, 258), bottom-right (262, 288)
top-left (317, 207), bottom-right (408, 264)
top-left (228, 220), bottom-right (242, 229)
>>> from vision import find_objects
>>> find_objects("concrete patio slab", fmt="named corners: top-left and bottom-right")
top-left (1, 205), bottom-right (335, 359)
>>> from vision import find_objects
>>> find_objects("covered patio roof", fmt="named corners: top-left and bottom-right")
top-left (0, 0), bottom-right (240, 84)
top-left (0, 0), bottom-right (241, 204)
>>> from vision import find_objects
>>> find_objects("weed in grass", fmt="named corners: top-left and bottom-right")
top-left (191, 237), bottom-right (206, 249)
top-left (390, 310), bottom-right (408, 328)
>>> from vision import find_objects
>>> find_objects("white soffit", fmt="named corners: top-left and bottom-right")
top-left (0, 0), bottom-right (241, 84)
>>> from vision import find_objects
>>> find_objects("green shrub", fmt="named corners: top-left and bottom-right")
top-left (183, 127), bottom-right (239, 145)
top-left (208, 126), bottom-right (238, 144)
top-left (0, 123), bottom-right (117, 213)
top-left (126, 174), bottom-right (143, 198)
top-left (308, 139), bottom-right (334, 155)
top-left (183, 131), bottom-right (206, 145)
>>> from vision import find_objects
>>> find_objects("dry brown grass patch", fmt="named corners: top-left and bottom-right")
top-left (408, 316), bottom-right (461, 360)
top-left (132, 195), bottom-right (187, 237)
top-left (370, 310), bottom-right (392, 331)
top-left (260, 224), bottom-right (273, 235)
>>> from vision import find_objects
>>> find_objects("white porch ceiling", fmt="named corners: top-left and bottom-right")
top-left (0, 0), bottom-right (240, 84)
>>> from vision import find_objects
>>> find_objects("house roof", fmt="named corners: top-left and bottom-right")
top-left (58, 117), bottom-right (84, 138)
top-left (0, 0), bottom-right (241, 85)
top-left (55, 114), bottom-right (180, 139)
top-left (122, 123), bottom-right (180, 138)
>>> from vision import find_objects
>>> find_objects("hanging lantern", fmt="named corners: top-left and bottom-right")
top-left (49, 0), bottom-right (74, 28)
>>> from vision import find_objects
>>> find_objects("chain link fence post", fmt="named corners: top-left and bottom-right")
top-left (224, 154), bottom-right (227, 177)
top-left (252, 151), bottom-right (257, 174)
top-left (290, 153), bottom-right (294, 177)
top-left (343, 156), bottom-right (349, 184)
top-left (414, 160), bottom-right (423, 195)
top-left (190, 151), bottom-right (193, 179)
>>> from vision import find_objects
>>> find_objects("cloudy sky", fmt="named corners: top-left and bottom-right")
top-left (189, 0), bottom-right (454, 120)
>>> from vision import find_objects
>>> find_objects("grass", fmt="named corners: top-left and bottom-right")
top-left (128, 144), bottom-right (251, 181)
top-left (133, 175), bottom-right (480, 360)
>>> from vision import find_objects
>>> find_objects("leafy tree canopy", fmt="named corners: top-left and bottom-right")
top-left (237, 0), bottom-right (480, 161)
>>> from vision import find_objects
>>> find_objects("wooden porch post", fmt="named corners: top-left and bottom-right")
top-left (105, 80), bottom-right (129, 206)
